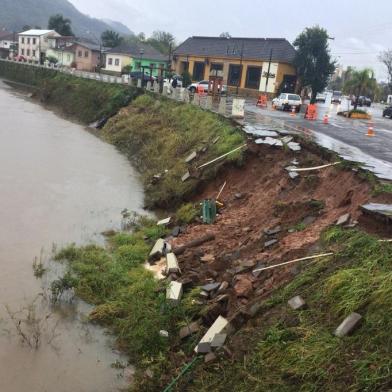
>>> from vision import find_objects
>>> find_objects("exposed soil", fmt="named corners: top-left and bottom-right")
top-left (166, 140), bottom-right (386, 324)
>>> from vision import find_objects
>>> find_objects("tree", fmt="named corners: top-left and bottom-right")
top-left (343, 68), bottom-right (377, 109)
top-left (378, 50), bottom-right (392, 93)
top-left (147, 31), bottom-right (175, 55)
top-left (219, 32), bottom-right (231, 38)
top-left (181, 70), bottom-right (192, 87)
top-left (48, 14), bottom-right (73, 36)
top-left (293, 26), bottom-right (336, 102)
top-left (101, 30), bottom-right (123, 48)
top-left (137, 32), bottom-right (146, 42)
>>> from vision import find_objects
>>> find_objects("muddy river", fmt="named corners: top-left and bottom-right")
top-left (0, 80), bottom-right (144, 391)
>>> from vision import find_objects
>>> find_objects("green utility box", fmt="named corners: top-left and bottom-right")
top-left (202, 199), bottom-right (217, 224)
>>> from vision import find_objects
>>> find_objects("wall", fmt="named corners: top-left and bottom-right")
top-left (74, 45), bottom-right (99, 71)
top-left (105, 53), bottom-right (132, 73)
top-left (130, 58), bottom-right (167, 77)
top-left (46, 49), bottom-right (75, 67)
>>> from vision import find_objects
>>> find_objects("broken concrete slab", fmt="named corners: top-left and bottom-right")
top-left (157, 217), bottom-right (171, 226)
top-left (336, 213), bottom-right (351, 226)
top-left (185, 151), bottom-right (197, 163)
top-left (291, 159), bottom-right (299, 165)
top-left (166, 252), bottom-right (181, 274)
top-left (285, 165), bottom-right (298, 172)
top-left (361, 203), bottom-right (392, 224)
top-left (281, 136), bottom-right (294, 144)
top-left (255, 137), bottom-right (282, 146)
top-left (181, 171), bottom-right (191, 182)
top-left (287, 142), bottom-right (302, 151)
top-left (211, 333), bottom-right (227, 348)
top-left (264, 225), bottom-right (281, 236)
top-left (149, 239), bottom-right (165, 261)
top-left (288, 295), bottom-right (306, 310)
top-left (244, 126), bottom-right (278, 137)
top-left (166, 281), bottom-right (183, 305)
top-left (194, 315), bottom-right (231, 353)
top-left (289, 171), bottom-right (300, 180)
top-left (264, 239), bottom-right (278, 248)
top-left (335, 312), bottom-right (362, 337)
top-left (201, 282), bottom-right (221, 292)
top-left (218, 281), bottom-right (229, 292)
top-left (179, 321), bottom-right (200, 339)
top-left (159, 330), bottom-right (169, 338)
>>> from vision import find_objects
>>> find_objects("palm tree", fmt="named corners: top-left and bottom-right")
top-left (343, 68), bottom-right (377, 110)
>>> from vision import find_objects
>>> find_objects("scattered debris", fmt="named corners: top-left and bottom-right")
top-left (212, 136), bottom-right (220, 144)
top-left (201, 254), bottom-right (215, 263)
top-left (281, 136), bottom-right (294, 144)
top-left (234, 276), bottom-right (254, 298)
top-left (181, 171), bottom-right (191, 182)
top-left (289, 171), bottom-right (300, 180)
top-left (204, 352), bottom-right (217, 363)
top-left (360, 203), bottom-right (392, 224)
top-left (288, 295), bottom-right (306, 310)
top-left (166, 281), bottom-right (183, 305)
top-left (159, 330), bottom-right (169, 338)
top-left (234, 193), bottom-right (244, 200)
top-left (335, 312), bottom-right (362, 337)
top-left (157, 217), bottom-right (171, 226)
top-left (201, 283), bottom-right (221, 293)
top-left (166, 253), bottom-right (181, 274)
top-left (216, 181), bottom-right (227, 200)
top-left (218, 281), bottom-right (229, 292)
top-left (194, 316), bottom-right (231, 354)
top-left (264, 239), bottom-right (278, 248)
top-left (255, 137), bottom-right (282, 146)
top-left (336, 213), bottom-right (351, 226)
top-left (197, 144), bottom-right (247, 170)
top-left (264, 226), bottom-right (281, 236)
top-left (171, 226), bottom-right (181, 237)
top-left (179, 321), bottom-right (200, 339)
top-left (185, 151), bottom-right (197, 163)
top-left (211, 333), bottom-right (227, 348)
top-left (173, 233), bottom-right (215, 256)
top-left (287, 142), bottom-right (302, 151)
top-left (149, 239), bottom-right (166, 261)
top-left (290, 162), bottom-right (341, 172)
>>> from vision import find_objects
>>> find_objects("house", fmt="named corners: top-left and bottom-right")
top-left (46, 36), bottom-right (75, 66)
top-left (18, 29), bottom-right (61, 63)
top-left (0, 30), bottom-right (17, 59)
top-left (172, 36), bottom-right (297, 96)
top-left (73, 40), bottom-right (102, 71)
top-left (105, 42), bottom-right (168, 76)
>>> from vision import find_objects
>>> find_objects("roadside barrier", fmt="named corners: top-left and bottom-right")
top-left (323, 114), bottom-right (329, 124)
top-left (256, 94), bottom-right (268, 108)
top-left (366, 121), bottom-right (375, 137)
top-left (306, 104), bottom-right (317, 120)
top-left (290, 106), bottom-right (296, 117)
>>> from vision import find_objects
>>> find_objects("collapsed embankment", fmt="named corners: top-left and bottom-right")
top-left (3, 62), bottom-right (392, 391)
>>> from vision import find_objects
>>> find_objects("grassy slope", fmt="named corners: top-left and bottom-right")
top-left (185, 227), bottom-right (392, 392)
top-left (102, 94), bottom-right (245, 208)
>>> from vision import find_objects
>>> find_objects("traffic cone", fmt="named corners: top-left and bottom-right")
top-left (323, 114), bottom-right (329, 124)
top-left (290, 106), bottom-right (296, 117)
top-left (366, 122), bottom-right (375, 137)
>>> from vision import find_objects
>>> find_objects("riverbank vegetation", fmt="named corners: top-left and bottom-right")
top-left (102, 94), bottom-right (244, 208)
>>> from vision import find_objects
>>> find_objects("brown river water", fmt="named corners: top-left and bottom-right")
top-left (0, 80), bottom-right (144, 391)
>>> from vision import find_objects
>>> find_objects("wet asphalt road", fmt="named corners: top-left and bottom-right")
top-left (244, 100), bottom-right (392, 180)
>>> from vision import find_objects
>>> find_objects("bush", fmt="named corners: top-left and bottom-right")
top-left (176, 203), bottom-right (199, 224)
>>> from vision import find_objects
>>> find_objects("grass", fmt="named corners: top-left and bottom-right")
top-left (176, 203), bottom-right (200, 224)
top-left (182, 227), bottom-right (392, 392)
top-left (102, 94), bottom-right (245, 208)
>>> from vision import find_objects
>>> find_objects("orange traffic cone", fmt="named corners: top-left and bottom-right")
top-left (323, 114), bottom-right (329, 124)
top-left (366, 122), bottom-right (375, 137)
top-left (290, 106), bottom-right (296, 117)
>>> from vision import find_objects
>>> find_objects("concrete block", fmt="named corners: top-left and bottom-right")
top-left (287, 142), bottom-right (301, 151)
top-left (179, 321), bottom-right (200, 339)
top-left (166, 252), bottom-right (180, 274)
top-left (288, 295), bottom-right (306, 310)
top-left (153, 81), bottom-right (159, 93)
top-left (166, 281), bottom-right (183, 305)
top-left (149, 238), bottom-right (165, 260)
top-left (335, 312), bottom-right (362, 337)
top-left (193, 94), bottom-right (200, 106)
top-left (181, 171), bottom-right (191, 182)
top-left (159, 330), bottom-right (169, 338)
top-left (137, 78), bottom-right (142, 88)
top-left (336, 213), bottom-right (350, 226)
top-left (211, 333), bottom-right (227, 348)
top-left (289, 171), bottom-right (300, 179)
top-left (185, 151), bottom-right (197, 163)
top-left (201, 283), bottom-right (221, 292)
top-left (157, 217), bottom-right (171, 226)
top-left (218, 97), bottom-right (227, 115)
top-left (146, 81), bottom-right (152, 90)
top-left (162, 85), bottom-right (168, 96)
top-left (195, 315), bottom-right (230, 353)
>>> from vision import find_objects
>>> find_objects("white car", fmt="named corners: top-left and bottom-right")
top-left (188, 80), bottom-right (227, 94)
top-left (272, 93), bottom-right (302, 112)
top-left (316, 92), bottom-right (327, 103)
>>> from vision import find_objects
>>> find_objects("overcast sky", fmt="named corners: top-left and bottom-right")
top-left (70, 0), bottom-right (392, 80)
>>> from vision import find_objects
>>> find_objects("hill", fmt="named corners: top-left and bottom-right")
top-left (0, 0), bottom-right (132, 38)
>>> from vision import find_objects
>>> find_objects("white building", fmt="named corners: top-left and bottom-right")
top-left (18, 29), bottom-right (61, 63)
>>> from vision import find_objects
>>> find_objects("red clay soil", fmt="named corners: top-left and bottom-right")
top-left (169, 141), bottom-right (377, 321)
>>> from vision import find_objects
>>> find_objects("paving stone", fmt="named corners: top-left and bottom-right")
top-left (185, 151), bottom-right (197, 163)
top-left (264, 239), bottom-right (278, 248)
top-left (179, 322), bottom-right (200, 339)
top-left (335, 312), bottom-right (362, 337)
top-left (211, 333), bottom-right (227, 348)
top-left (288, 295), bottom-right (306, 310)
top-left (336, 213), bottom-right (351, 226)
top-left (264, 225), bottom-right (281, 236)
top-left (201, 283), bottom-right (221, 292)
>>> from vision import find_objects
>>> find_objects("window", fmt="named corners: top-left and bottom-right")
top-left (228, 64), bottom-right (242, 86)
top-left (21, 49), bottom-right (24, 55)
top-left (210, 63), bottom-right (223, 71)
top-left (26, 49), bottom-right (30, 56)
top-left (192, 61), bottom-right (205, 81)
top-left (32, 50), bottom-right (36, 57)
top-left (78, 50), bottom-right (82, 57)
top-left (245, 66), bottom-right (262, 89)
top-left (21, 37), bottom-right (25, 44)
top-left (33, 38), bottom-right (36, 45)
top-left (27, 38), bottom-right (30, 44)
top-left (108, 58), bottom-right (113, 65)
top-left (288, 94), bottom-right (301, 101)
top-left (115, 58), bottom-right (120, 66)
top-left (180, 61), bottom-right (189, 73)
top-left (84, 50), bottom-right (89, 58)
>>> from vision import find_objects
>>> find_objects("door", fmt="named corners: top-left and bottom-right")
top-left (192, 62), bottom-right (205, 81)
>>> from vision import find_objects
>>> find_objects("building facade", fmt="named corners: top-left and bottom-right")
top-left (73, 41), bottom-right (101, 71)
top-left (0, 31), bottom-right (17, 59)
top-left (105, 43), bottom-right (167, 76)
top-left (172, 36), bottom-right (297, 96)
top-left (18, 29), bottom-right (60, 63)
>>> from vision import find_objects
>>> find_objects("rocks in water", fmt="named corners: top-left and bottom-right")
top-left (335, 312), bottom-right (362, 337)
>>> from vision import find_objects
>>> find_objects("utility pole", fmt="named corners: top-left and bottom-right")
top-left (264, 48), bottom-right (273, 94)
top-left (168, 42), bottom-right (172, 78)
top-left (236, 41), bottom-right (244, 96)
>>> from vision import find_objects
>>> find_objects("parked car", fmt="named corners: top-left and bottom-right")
top-left (331, 91), bottom-right (342, 104)
top-left (130, 71), bottom-right (155, 83)
top-left (272, 93), bottom-right (302, 112)
top-left (315, 92), bottom-right (326, 103)
top-left (382, 106), bottom-right (392, 118)
top-left (188, 80), bottom-right (227, 94)
top-left (351, 96), bottom-right (372, 107)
